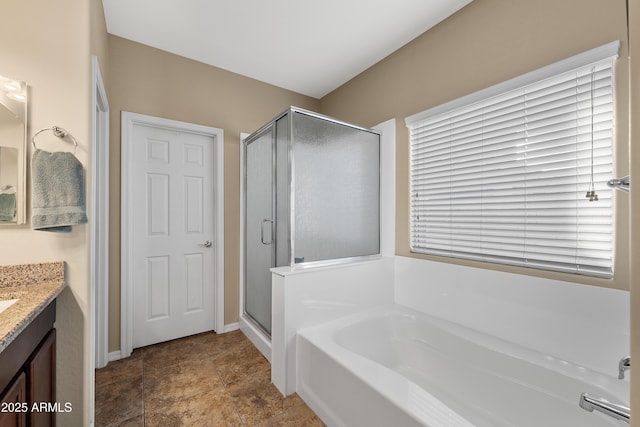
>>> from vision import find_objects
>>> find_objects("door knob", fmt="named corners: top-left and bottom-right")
top-left (199, 240), bottom-right (212, 248)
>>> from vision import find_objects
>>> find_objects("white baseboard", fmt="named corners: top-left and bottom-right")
top-left (222, 322), bottom-right (240, 333)
top-left (107, 351), bottom-right (122, 362)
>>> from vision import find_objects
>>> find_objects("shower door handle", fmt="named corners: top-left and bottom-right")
top-left (260, 219), bottom-right (274, 245)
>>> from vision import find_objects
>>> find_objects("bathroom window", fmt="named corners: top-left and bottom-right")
top-left (406, 42), bottom-right (619, 278)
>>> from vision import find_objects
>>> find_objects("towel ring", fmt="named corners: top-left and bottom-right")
top-left (31, 126), bottom-right (78, 155)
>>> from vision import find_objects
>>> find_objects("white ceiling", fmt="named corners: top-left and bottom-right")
top-left (102, 0), bottom-right (472, 99)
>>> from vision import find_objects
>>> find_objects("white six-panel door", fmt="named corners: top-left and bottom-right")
top-left (131, 123), bottom-right (216, 348)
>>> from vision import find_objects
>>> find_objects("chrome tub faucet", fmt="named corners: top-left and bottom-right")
top-left (579, 393), bottom-right (630, 423)
top-left (618, 356), bottom-right (630, 380)
top-left (578, 356), bottom-right (631, 423)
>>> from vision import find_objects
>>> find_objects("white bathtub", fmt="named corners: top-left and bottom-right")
top-left (296, 304), bottom-right (629, 427)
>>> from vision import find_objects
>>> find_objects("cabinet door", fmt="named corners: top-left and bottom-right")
top-left (0, 372), bottom-right (27, 427)
top-left (28, 329), bottom-right (55, 427)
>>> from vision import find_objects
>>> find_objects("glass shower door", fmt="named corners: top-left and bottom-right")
top-left (244, 126), bottom-right (275, 335)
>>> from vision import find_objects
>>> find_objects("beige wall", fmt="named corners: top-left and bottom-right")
top-left (91, 0), bottom-right (110, 87)
top-left (321, 0), bottom-right (630, 290)
top-left (0, 0), bottom-right (94, 425)
top-left (106, 35), bottom-right (320, 351)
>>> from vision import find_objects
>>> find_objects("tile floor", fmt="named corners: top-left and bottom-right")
top-left (95, 330), bottom-right (324, 426)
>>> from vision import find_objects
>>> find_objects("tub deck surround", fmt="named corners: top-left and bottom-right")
top-left (393, 256), bottom-right (630, 377)
top-left (270, 257), bottom-right (395, 396)
top-left (297, 305), bottom-right (629, 427)
top-left (0, 261), bottom-right (66, 352)
top-left (287, 256), bottom-right (629, 425)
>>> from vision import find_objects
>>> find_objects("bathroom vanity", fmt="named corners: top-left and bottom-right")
top-left (0, 262), bottom-right (65, 427)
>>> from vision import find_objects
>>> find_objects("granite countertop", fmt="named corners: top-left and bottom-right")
top-left (0, 262), bottom-right (66, 353)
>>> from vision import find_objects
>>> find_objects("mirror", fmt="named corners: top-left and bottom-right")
top-left (0, 75), bottom-right (27, 225)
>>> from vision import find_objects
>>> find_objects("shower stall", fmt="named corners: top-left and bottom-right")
top-left (242, 107), bottom-right (381, 337)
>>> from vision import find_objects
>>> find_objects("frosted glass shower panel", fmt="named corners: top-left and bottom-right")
top-left (292, 112), bottom-right (380, 263)
top-left (244, 127), bottom-right (274, 334)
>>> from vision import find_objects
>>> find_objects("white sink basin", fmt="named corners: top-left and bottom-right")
top-left (0, 299), bottom-right (18, 314)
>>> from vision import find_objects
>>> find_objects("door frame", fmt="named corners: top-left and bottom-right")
top-left (92, 56), bottom-right (110, 369)
top-left (90, 55), bottom-right (109, 427)
top-left (120, 111), bottom-right (224, 358)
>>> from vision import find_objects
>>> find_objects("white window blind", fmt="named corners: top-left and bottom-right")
top-left (406, 42), bottom-right (619, 278)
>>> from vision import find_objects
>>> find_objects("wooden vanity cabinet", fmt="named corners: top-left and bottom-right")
top-left (0, 301), bottom-right (56, 427)
top-left (28, 328), bottom-right (56, 426)
top-left (0, 372), bottom-right (27, 427)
